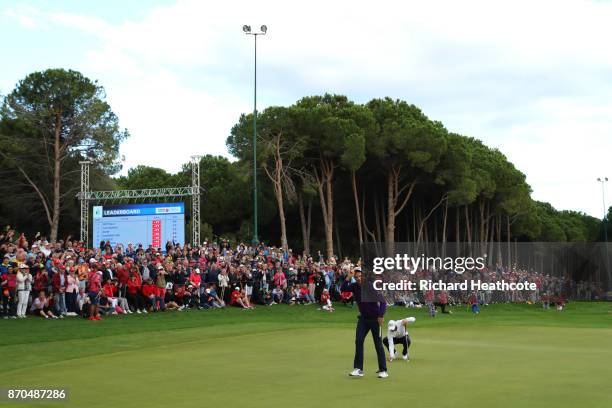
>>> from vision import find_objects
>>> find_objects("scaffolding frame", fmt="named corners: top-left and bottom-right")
top-left (77, 158), bottom-right (202, 248)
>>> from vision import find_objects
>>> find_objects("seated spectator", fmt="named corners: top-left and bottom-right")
top-left (272, 285), bottom-right (284, 304)
top-left (230, 286), bottom-right (254, 309)
top-left (299, 283), bottom-right (315, 304)
top-left (320, 289), bottom-right (334, 312)
top-left (76, 287), bottom-right (90, 317)
top-left (126, 273), bottom-right (144, 313)
top-left (30, 291), bottom-right (58, 318)
top-left (141, 278), bottom-right (157, 312)
top-left (341, 288), bottom-right (354, 307)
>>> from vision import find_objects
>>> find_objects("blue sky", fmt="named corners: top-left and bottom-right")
top-left (2, 0), bottom-right (612, 218)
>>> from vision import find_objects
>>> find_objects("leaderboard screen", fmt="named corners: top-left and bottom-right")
top-left (92, 202), bottom-right (185, 249)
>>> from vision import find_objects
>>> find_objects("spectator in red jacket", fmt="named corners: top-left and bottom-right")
top-left (33, 267), bottom-right (49, 295)
top-left (230, 286), bottom-right (253, 309)
top-left (102, 279), bottom-right (130, 314)
top-left (87, 269), bottom-right (102, 321)
top-left (437, 290), bottom-right (450, 314)
top-left (141, 278), bottom-right (157, 311)
top-left (116, 265), bottom-right (129, 298)
top-left (126, 273), bottom-right (145, 313)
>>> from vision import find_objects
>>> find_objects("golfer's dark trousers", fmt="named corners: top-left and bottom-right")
top-left (354, 316), bottom-right (387, 372)
top-left (383, 335), bottom-right (411, 356)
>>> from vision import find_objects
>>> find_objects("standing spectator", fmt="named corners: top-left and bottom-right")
top-left (273, 268), bottom-right (286, 289)
top-left (4, 263), bottom-right (18, 318)
top-left (52, 267), bottom-right (67, 317)
top-left (437, 290), bottom-right (450, 314)
top-left (87, 267), bottom-right (102, 321)
top-left (65, 268), bottom-right (79, 316)
top-left (16, 264), bottom-right (32, 318)
top-left (33, 266), bottom-right (49, 295)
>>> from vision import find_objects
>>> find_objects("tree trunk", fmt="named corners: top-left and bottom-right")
top-left (262, 134), bottom-right (288, 251)
top-left (442, 199), bottom-right (448, 259)
top-left (314, 159), bottom-right (335, 260)
top-left (386, 171), bottom-right (395, 247)
top-left (361, 191), bottom-right (375, 242)
top-left (496, 213), bottom-right (502, 266)
top-left (50, 113), bottom-right (62, 243)
top-left (351, 171), bottom-right (363, 245)
top-left (298, 193), bottom-right (311, 256)
top-left (385, 166), bottom-right (417, 254)
top-left (465, 205), bottom-right (472, 256)
top-left (507, 215), bottom-right (511, 267)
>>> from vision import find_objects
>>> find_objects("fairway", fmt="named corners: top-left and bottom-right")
top-left (2, 303), bottom-right (612, 408)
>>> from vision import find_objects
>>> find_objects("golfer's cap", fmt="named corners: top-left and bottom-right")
top-left (388, 321), bottom-right (396, 331)
top-left (235, 286), bottom-right (240, 290)
top-left (19, 264), bottom-right (29, 269)
top-left (195, 268), bottom-right (200, 273)
top-left (89, 258), bottom-right (97, 263)
top-left (157, 265), bottom-right (164, 269)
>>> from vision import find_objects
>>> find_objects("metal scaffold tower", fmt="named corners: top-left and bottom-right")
top-left (79, 161), bottom-right (90, 245)
top-left (190, 155), bottom-right (202, 246)
top-left (77, 158), bottom-right (202, 248)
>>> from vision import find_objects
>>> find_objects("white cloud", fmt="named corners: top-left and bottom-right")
top-left (5, 4), bottom-right (40, 29)
top-left (5, 0), bottom-right (612, 217)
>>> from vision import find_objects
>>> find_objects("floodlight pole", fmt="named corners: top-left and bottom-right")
top-left (244, 25), bottom-right (267, 247)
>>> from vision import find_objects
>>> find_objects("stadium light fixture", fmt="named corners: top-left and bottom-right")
top-left (243, 24), bottom-right (268, 246)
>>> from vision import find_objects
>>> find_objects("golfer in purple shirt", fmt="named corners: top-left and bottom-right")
top-left (342, 268), bottom-right (388, 378)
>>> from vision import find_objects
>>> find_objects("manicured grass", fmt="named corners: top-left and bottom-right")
top-left (1, 302), bottom-right (612, 408)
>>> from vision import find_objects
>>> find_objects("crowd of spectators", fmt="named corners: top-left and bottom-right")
top-left (0, 224), bottom-right (606, 320)
top-left (1, 226), bottom-right (347, 320)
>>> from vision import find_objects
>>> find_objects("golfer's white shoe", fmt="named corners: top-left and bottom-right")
top-left (349, 369), bottom-right (364, 377)
top-left (378, 371), bottom-right (389, 379)
top-left (402, 354), bottom-right (409, 361)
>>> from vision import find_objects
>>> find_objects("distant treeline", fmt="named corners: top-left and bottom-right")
top-left (0, 71), bottom-right (607, 254)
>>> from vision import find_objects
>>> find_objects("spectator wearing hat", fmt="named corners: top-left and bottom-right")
top-left (87, 267), bottom-right (103, 320)
top-left (16, 264), bottom-right (32, 318)
top-left (155, 264), bottom-right (167, 311)
top-left (230, 286), bottom-right (252, 309)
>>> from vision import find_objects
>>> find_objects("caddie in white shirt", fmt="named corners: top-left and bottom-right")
top-left (384, 317), bottom-right (416, 361)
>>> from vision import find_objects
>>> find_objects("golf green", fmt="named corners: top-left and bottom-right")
top-left (1, 303), bottom-right (611, 408)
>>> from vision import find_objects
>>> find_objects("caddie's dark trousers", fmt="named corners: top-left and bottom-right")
top-left (353, 316), bottom-right (387, 372)
top-left (383, 335), bottom-right (411, 356)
